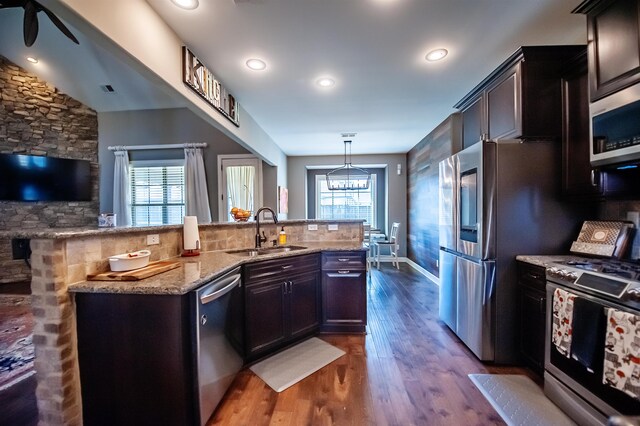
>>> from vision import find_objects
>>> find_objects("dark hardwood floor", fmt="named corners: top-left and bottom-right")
top-left (208, 264), bottom-right (538, 426)
top-left (0, 265), bottom-right (537, 425)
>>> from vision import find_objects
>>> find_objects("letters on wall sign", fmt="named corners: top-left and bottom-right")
top-left (182, 46), bottom-right (239, 127)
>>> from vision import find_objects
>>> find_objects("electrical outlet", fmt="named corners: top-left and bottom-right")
top-left (308, 224), bottom-right (318, 231)
top-left (436, 260), bottom-right (439, 268)
top-left (147, 234), bottom-right (160, 245)
top-left (328, 224), bottom-right (339, 231)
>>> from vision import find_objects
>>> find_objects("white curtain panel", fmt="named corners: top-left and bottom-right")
top-left (227, 165), bottom-right (255, 212)
top-left (113, 150), bottom-right (132, 226)
top-left (184, 148), bottom-right (212, 223)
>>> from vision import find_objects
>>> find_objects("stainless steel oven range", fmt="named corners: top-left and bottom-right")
top-left (545, 259), bottom-right (640, 425)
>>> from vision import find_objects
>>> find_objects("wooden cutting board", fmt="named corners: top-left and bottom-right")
top-left (87, 261), bottom-right (181, 281)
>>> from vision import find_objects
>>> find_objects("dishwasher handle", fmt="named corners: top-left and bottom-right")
top-left (199, 274), bottom-right (241, 305)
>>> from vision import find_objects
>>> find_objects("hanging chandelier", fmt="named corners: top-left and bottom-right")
top-left (326, 139), bottom-right (371, 191)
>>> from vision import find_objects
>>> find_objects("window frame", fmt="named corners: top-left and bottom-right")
top-left (129, 159), bottom-right (186, 226)
top-left (314, 173), bottom-right (378, 228)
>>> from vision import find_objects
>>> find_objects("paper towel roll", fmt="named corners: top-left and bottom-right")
top-left (183, 216), bottom-right (200, 250)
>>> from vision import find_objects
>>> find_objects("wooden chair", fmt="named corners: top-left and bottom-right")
top-left (374, 222), bottom-right (400, 269)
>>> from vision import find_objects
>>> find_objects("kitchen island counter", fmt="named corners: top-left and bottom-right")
top-left (68, 241), bottom-right (366, 295)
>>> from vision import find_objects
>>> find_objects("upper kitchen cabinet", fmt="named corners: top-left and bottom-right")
top-left (561, 49), bottom-right (604, 197)
top-left (574, 0), bottom-right (640, 101)
top-left (455, 46), bottom-right (585, 149)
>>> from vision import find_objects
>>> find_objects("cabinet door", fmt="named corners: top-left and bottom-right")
top-left (588, 0), bottom-right (640, 100)
top-left (519, 285), bottom-right (546, 375)
top-left (289, 272), bottom-right (320, 339)
top-left (461, 96), bottom-right (484, 149)
top-left (321, 270), bottom-right (367, 333)
top-left (562, 54), bottom-right (603, 197)
top-left (487, 64), bottom-right (521, 140)
top-left (245, 281), bottom-right (287, 356)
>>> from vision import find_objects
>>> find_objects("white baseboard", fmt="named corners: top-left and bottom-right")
top-left (370, 256), bottom-right (439, 286)
top-left (401, 257), bottom-right (439, 286)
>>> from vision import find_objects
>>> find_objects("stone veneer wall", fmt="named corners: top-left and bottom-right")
top-left (29, 221), bottom-right (361, 425)
top-left (0, 56), bottom-right (99, 284)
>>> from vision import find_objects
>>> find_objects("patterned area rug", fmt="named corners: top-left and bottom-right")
top-left (0, 295), bottom-right (35, 391)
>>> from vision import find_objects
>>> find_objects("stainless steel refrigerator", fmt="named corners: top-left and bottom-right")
top-left (438, 139), bottom-right (581, 363)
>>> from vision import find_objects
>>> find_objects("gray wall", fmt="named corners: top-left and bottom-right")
top-left (262, 162), bottom-right (280, 217)
top-left (287, 154), bottom-right (407, 256)
top-left (98, 108), bottom-right (250, 221)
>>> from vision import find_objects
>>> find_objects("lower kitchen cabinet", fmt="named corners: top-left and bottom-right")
top-left (243, 254), bottom-right (321, 361)
top-left (321, 251), bottom-right (367, 333)
top-left (517, 261), bottom-right (547, 376)
top-left (75, 293), bottom-right (197, 426)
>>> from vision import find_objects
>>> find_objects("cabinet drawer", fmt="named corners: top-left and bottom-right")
top-left (517, 261), bottom-right (546, 290)
top-left (244, 253), bottom-right (320, 285)
top-left (321, 251), bottom-right (366, 271)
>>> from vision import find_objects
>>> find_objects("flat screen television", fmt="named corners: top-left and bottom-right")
top-left (0, 153), bottom-right (92, 201)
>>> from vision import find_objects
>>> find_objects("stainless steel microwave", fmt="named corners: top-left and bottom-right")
top-left (590, 82), bottom-right (640, 167)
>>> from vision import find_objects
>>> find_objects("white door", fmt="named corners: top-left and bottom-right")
top-left (218, 155), bottom-right (262, 222)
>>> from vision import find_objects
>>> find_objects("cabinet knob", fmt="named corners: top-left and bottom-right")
top-left (200, 315), bottom-right (207, 326)
top-left (591, 169), bottom-right (598, 187)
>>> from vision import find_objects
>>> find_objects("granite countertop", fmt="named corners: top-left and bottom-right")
top-left (0, 219), bottom-right (364, 240)
top-left (515, 254), bottom-right (591, 268)
top-left (68, 241), bottom-right (365, 296)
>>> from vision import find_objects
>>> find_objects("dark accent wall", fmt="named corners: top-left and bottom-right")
top-left (407, 114), bottom-right (461, 277)
top-left (0, 56), bottom-right (99, 284)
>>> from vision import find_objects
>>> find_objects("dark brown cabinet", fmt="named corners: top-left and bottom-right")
top-left (244, 253), bottom-right (320, 361)
top-left (75, 293), bottom-right (197, 426)
top-left (561, 49), bottom-right (640, 199)
top-left (321, 251), bottom-right (367, 333)
top-left (455, 46), bottom-right (584, 148)
top-left (517, 261), bottom-right (547, 376)
top-left (561, 50), bottom-right (604, 197)
top-left (575, 0), bottom-right (640, 101)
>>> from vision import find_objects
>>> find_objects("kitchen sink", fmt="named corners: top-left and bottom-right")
top-left (225, 245), bottom-right (308, 257)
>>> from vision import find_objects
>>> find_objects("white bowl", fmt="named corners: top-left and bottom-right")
top-left (108, 250), bottom-right (151, 272)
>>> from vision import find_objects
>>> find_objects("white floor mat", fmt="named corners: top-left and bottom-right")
top-left (250, 337), bottom-right (345, 392)
top-left (468, 374), bottom-right (576, 426)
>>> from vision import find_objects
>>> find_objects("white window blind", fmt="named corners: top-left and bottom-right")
top-left (130, 164), bottom-right (185, 226)
top-left (315, 174), bottom-right (376, 227)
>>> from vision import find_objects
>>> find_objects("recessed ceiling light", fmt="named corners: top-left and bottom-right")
top-left (426, 48), bottom-right (448, 62)
top-left (246, 59), bottom-right (266, 71)
top-left (26, 57), bottom-right (38, 64)
top-left (170, 0), bottom-right (199, 10)
top-left (316, 78), bottom-right (335, 88)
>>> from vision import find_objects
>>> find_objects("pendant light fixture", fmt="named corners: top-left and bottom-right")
top-left (326, 135), bottom-right (371, 191)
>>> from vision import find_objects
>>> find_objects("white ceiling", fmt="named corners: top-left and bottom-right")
top-left (145, 0), bottom-right (587, 156)
top-left (0, 7), bottom-right (184, 113)
top-left (0, 1), bottom-right (587, 157)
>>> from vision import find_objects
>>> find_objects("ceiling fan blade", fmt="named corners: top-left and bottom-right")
top-left (23, 0), bottom-right (39, 47)
top-left (0, 1), bottom-right (27, 8)
top-left (41, 5), bottom-right (79, 45)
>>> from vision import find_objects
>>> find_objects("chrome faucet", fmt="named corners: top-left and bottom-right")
top-left (254, 207), bottom-right (278, 248)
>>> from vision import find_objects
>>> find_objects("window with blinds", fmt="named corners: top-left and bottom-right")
top-left (130, 164), bottom-right (185, 226)
top-left (315, 174), bottom-right (376, 227)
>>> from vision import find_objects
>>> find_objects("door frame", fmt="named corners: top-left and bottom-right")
top-left (217, 154), bottom-right (263, 221)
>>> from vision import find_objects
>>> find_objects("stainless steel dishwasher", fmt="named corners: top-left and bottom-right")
top-left (192, 267), bottom-right (244, 425)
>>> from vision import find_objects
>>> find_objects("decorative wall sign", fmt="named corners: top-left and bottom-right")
top-left (182, 46), bottom-right (240, 127)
